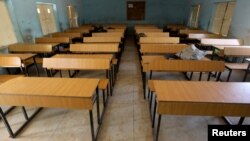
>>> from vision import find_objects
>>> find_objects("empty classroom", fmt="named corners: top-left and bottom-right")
top-left (1, 0), bottom-right (250, 141)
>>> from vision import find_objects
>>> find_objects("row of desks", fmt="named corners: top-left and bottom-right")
top-left (0, 45), bottom-right (119, 140)
top-left (1, 77), bottom-right (250, 140)
top-left (136, 27), bottom-right (250, 140)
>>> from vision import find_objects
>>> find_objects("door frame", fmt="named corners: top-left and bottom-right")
top-left (36, 2), bottom-right (59, 35)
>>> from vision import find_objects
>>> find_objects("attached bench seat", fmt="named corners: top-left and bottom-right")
top-left (24, 57), bottom-right (43, 65)
top-left (98, 79), bottom-right (109, 90)
top-left (222, 47), bottom-right (250, 81)
top-left (98, 79), bottom-right (110, 105)
top-left (148, 80), bottom-right (155, 92)
top-left (225, 63), bottom-right (250, 82)
top-left (225, 63), bottom-right (249, 70)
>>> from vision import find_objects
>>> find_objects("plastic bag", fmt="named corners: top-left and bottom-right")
top-left (176, 44), bottom-right (207, 60)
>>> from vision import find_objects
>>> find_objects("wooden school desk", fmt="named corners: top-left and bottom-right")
top-left (0, 77), bottom-right (101, 141)
top-left (153, 80), bottom-right (250, 141)
top-left (0, 53), bottom-right (39, 76)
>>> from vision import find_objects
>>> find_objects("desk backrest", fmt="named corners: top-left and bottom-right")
top-left (224, 46), bottom-right (250, 57)
top-left (141, 55), bottom-right (166, 64)
top-left (201, 39), bottom-right (243, 46)
top-left (139, 37), bottom-right (179, 44)
top-left (53, 54), bottom-right (114, 59)
top-left (83, 37), bottom-right (121, 43)
top-left (188, 33), bottom-right (222, 39)
top-left (136, 28), bottom-right (163, 33)
top-left (0, 56), bottom-right (22, 68)
top-left (106, 24), bottom-right (126, 29)
top-left (70, 43), bottom-right (119, 53)
top-left (79, 25), bottom-right (93, 28)
top-left (166, 24), bottom-right (187, 30)
top-left (92, 32), bottom-right (124, 37)
top-left (43, 58), bottom-right (110, 70)
top-left (35, 37), bottom-right (70, 44)
top-left (106, 29), bottom-right (125, 32)
top-left (65, 28), bottom-right (89, 33)
top-left (134, 25), bottom-right (158, 29)
top-left (179, 29), bottom-right (208, 34)
top-left (140, 44), bottom-right (188, 54)
top-left (8, 44), bottom-right (53, 53)
top-left (51, 32), bottom-right (81, 38)
top-left (142, 32), bottom-right (169, 37)
top-left (143, 60), bottom-right (224, 72)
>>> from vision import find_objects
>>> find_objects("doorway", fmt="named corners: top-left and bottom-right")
top-left (36, 3), bottom-right (58, 35)
top-left (67, 5), bottom-right (78, 28)
top-left (127, 1), bottom-right (145, 20)
top-left (0, 1), bottom-right (17, 47)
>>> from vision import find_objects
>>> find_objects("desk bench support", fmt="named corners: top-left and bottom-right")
top-left (0, 89), bottom-right (104, 141)
top-left (0, 106), bottom-right (15, 120)
top-left (33, 56), bottom-right (40, 76)
top-left (156, 114), bottom-right (162, 141)
top-left (155, 114), bottom-right (246, 141)
top-left (222, 116), bottom-right (245, 125)
top-left (90, 88), bottom-right (106, 141)
top-left (106, 70), bottom-right (113, 96)
top-left (0, 107), bottom-right (42, 138)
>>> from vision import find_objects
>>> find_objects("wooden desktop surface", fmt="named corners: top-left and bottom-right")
top-left (153, 80), bottom-right (250, 116)
top-left (53, 54), bottom-right (113, 60)
top-left (214, 45), bottom-right (250, 50)
top-left (8, 43), bottom-right (58, 53)
top-left (0, 53), bottom-right (36, 60)
top-left (0, 77), bottom-right (99, 109)
top-left (141, 55), bottom-right (166, 64)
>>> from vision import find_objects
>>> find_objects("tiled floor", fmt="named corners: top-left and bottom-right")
top-left (0, 35), bottom-right (250, 141)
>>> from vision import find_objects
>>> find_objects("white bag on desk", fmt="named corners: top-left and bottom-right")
top-left (176, 44), bottom-right (207, 60)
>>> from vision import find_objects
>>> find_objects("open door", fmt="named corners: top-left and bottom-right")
top-left (36, 3), bottom-right (58, 35)
top-left (0, 1), bottom-right (17, 46)
top-left (67, 5), bottom-right (78, 28)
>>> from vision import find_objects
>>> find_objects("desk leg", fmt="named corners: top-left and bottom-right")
top-left (106, 70), bottom-right (112, 96)
top-left (0, 106), bottom-right (15, 120)
top-left (226, 69), bottom-right (232, 82)
top-left (21, 107), bottom-right (29, 120)
top-left (149, 91), bottom-right (153, 118)
top-left (0, 107), bottom-right (42, 138)
top-left (111, 65), bottom-right (115, 85)
top-left (0, 107), bottom-right (14, 137)
top-left (199, 72), bottom-right (202, 81)
top-left (156, 114), bottom-right (162, 141)
top-left (143, 72), bottom-right (147, 99)
top-left (216, 72), bottom-right (222, 81)
top-left (102, 90), bottom-right (106, 107)
top-left (33, 57), bottom-right (40, 76)
top-left (112, 65), bottom-right (116, 85)
top-left (222, 116), bottom-right (245, 125)
top-left (211, 48), bottom-right (215, 60)
top-left (243, 63), bottom-right (250, 82)
top-left (238, 117), bottom-right (245, 125)
top-left (152, 99), bottom-right (157, 128)
top-left (207, 72), bottom-right (211, 81)
top-left (96, 89), bottom-right (100, 125)
top-left (222, 116), bottom-right (233, 125)
top-left (89, 110), bottom-right (95, 141)
top-left (110, 69), bottom-right (114, 88)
